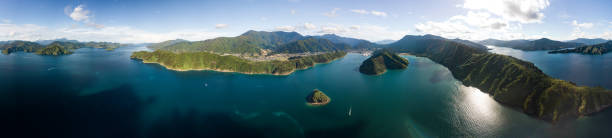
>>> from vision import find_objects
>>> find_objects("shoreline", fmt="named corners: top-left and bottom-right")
top-left (135, 55), bottom-right (345, 76)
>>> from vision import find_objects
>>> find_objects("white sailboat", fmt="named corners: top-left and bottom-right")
top-left (348, 106), bottom-right (352, 117)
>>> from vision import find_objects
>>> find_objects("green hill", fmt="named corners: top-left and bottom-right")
top-left (153, 31), bottom-right (383, 55)
top-left (274, 37), bottom-right (351, 53)
top-left (387, 35), bottom-right (612, 122)
top-left (156, 31), bottom-right (306, 55)
top-left (359, 50), bottom-right (409, 75)
top-left (238, 30), bottom-right (304, 49)
top-left (549, 41), bottom-right (612, 55)
top-left (36, 45), bottom-right (72, 56)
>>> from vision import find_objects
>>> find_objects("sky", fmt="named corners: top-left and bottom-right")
top-left (1, 0), bottom-right (611, 43)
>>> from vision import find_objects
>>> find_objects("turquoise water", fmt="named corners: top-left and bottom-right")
top-left (2, 45), bottom-right (612, 137)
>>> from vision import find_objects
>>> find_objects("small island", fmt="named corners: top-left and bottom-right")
top-left (359, 50), bottom-right (409, 75)
top-left (305, 89), bottom-right (331, 106)
top-left (548, 41), bottom-right (611, 55)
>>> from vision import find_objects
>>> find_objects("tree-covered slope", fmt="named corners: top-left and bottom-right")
top-left (359, 50), bottom-right (409, 75)
top-left (131, 50), bottom-right (346, 75)
top-left (305, 89), bottom-right (331, 106)
top-left (274, 37), bottom-right (351, 53)
top-left (238, 30), bottom-right (304, 49)
top-left (156, 31), bottom-right (306, 55)
top-left (158, 37), bottom-right (264, 55)
top-left (36, 45), bottom-right (73, 56)
top-left (549, 41), bottom-right (612, 55)
top-left (389, 34), bottom-right (488, 51)
top-left (387, 36), bottom-right (612, 122)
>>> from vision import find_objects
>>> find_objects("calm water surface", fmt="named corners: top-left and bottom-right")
top-left (2, 45), bottom-right (611, 137)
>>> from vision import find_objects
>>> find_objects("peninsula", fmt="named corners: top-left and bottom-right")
top-left (131, 50), bottom-right (346, 75)
top-left (548, 41), bottom-right (611, 55)
top-left (387, 35), bottom-right (612, 122)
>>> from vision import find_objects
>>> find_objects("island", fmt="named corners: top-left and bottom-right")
top-left (131, 50), bottom-right (346, 75)
top-left (35, 45), bottom-right (72, 56)
top-left (548, 41), bottom-right (611, 55)
top-left (359, 49), bottom-right (409, 75)
top-left (305, 89), bottom-right (331, 106)
top-left (387, 34), bottom-right (612, 122)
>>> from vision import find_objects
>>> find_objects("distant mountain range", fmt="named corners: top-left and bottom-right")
top-left (478, 38), bottom-right (585, 51)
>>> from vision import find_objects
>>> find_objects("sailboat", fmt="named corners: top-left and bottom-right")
top-left (348, 106), bottom-right (352, 117)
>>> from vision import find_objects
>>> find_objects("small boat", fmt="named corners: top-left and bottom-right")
top-left (348, 106), bottom-right (352, 117)
top-left (204, 83), bottom-right (208, 87)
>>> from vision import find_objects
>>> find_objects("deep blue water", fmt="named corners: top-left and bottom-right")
top-left (2, 45), bottom-right (612, 137)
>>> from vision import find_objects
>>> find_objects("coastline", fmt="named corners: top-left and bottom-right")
top-left (305, 98), bottom-right (331, 106)
top-left (135, 55), bottom-right (345, 76)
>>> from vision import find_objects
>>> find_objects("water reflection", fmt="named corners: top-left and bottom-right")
top-left (453, 84), bottom-right (503, 136)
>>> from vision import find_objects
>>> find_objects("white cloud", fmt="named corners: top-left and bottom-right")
top-left (572, 20), bottom-right (593, 29)
top-left (350, 9), bottom-right (369, 14)
top-left (215, 24), bottom-right (228, 29)
top-left (69, 5), bottom-right (90, 22)
top-left (65, 4), bottom-right (104, 29)
top-left (323, 8), bottom-right (340, 17)
top-left (318, 25), bottom-right (346, 34)
top-left (570, 20), bottom-right (595, 39)
top-left (303, 23), bottom-right (316, 30)
top-left (371, 10), bottom-right (387, 17)
top-left (291, 9), bottom-right (296, 14)
top-left (414, 0), bottom-right (552, 40)
top-left (350, 9), bottom-right (387, 17)
top-left (0, 23), bottom-right (225, 43)
top-left (350, 25), bottom-right (360, 30)
top-left (449, 11), bottom-right (508, 29)
top-left (275, 25), bottom-right (296, 31)
top-left (461, 0), bottom-right (550, 23)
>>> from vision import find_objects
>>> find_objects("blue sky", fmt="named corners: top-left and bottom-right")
top-left (1, 0), bottom-right (611, 43)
